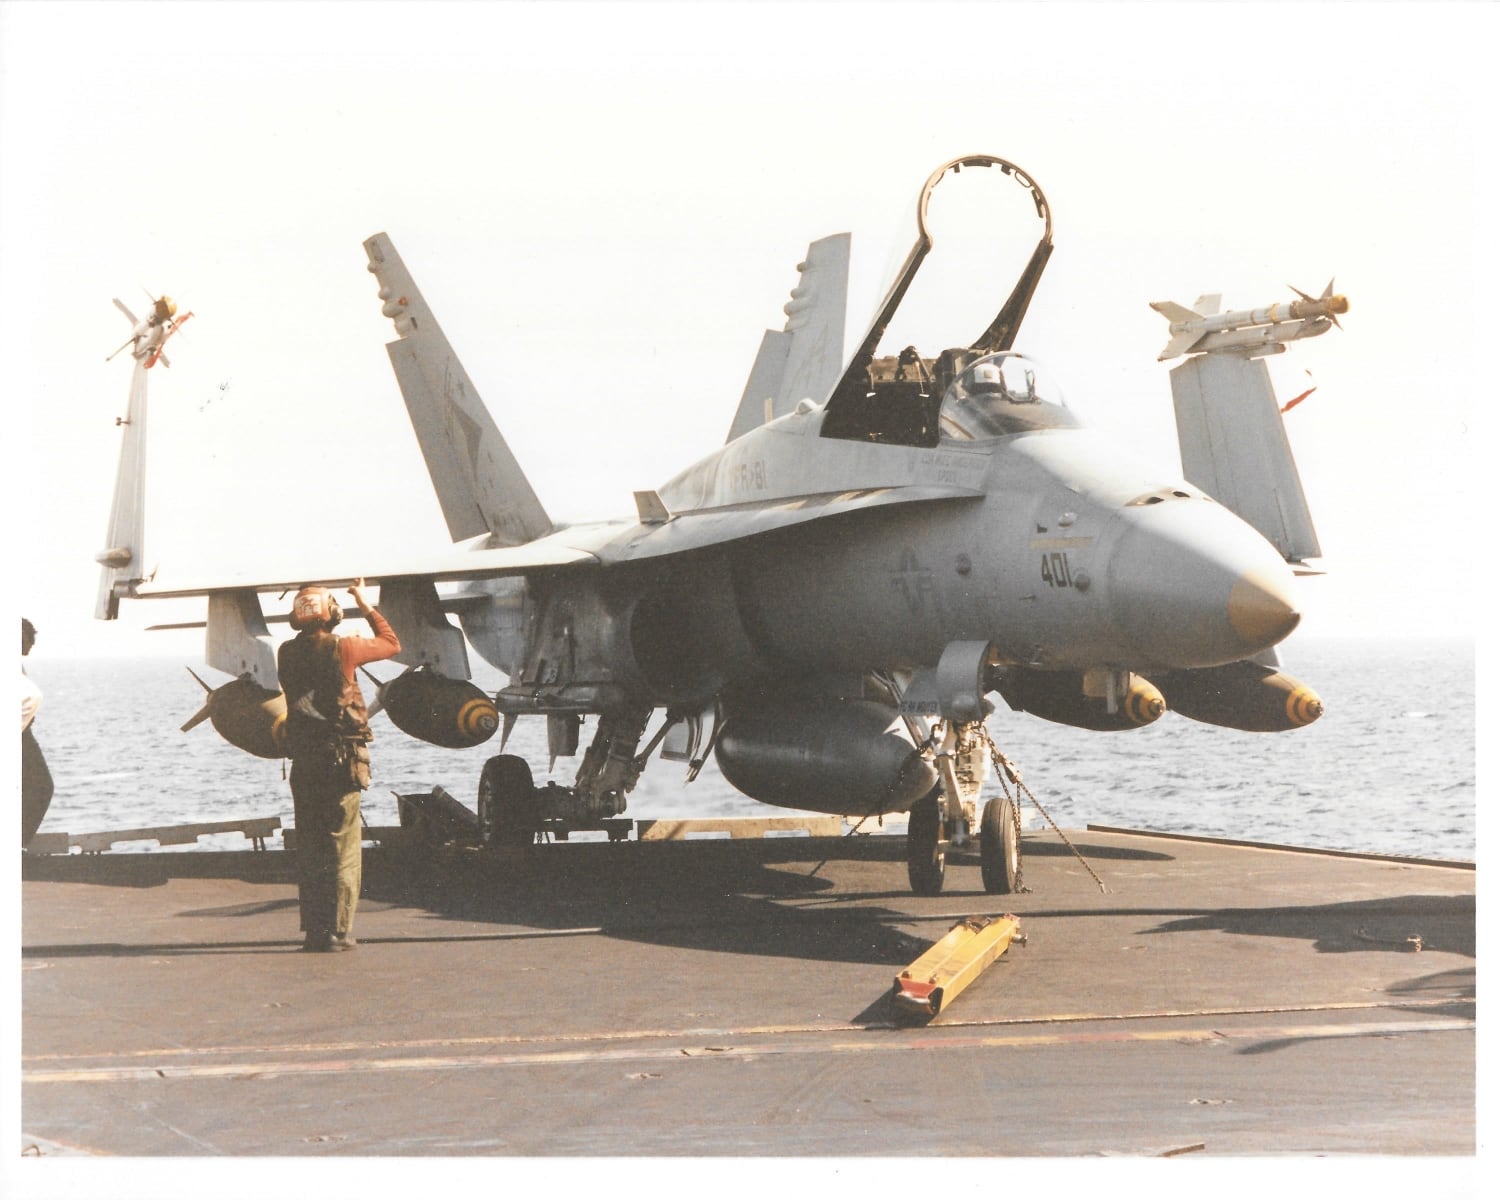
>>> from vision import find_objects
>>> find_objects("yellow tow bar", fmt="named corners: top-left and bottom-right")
top-left (892, 914), bottom-right (1021, 1022)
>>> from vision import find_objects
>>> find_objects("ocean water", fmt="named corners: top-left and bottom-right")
top-left (23, 637), bottom-right (1475, 861)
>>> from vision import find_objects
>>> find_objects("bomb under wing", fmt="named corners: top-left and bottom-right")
top-left (1149, 661), bottom-right (1324, 732)
top-left (365, 666), bottom-right (499, 749)
top-left (994, 669), bottom-right (1166, 731)
top-left (181, 669), bottom-right (287, 759)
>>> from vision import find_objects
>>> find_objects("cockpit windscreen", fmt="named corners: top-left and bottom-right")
top-left (938, 352), bottom-right (1080, 441)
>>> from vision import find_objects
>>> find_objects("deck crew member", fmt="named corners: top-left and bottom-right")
top-left (277, 581), bottom-right (400, 952)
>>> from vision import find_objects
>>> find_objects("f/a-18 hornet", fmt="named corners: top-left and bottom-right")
top-left (97, 154), bottom-right (1340, 894)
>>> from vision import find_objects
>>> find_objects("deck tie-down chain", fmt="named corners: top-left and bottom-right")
top-left (978, 723), bottom-right (1108, 894)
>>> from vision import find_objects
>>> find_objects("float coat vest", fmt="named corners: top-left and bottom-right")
top-left (277, 630), bottom-right (373, 760)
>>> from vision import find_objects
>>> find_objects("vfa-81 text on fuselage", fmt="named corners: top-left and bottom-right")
top-left (97, 155), bottom-right (1337, 894)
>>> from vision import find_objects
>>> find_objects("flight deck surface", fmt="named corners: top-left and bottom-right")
top-left (19, 827), bottom-right (1475, 1160)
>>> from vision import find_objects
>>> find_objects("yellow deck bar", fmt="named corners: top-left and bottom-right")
top-left (892, 914), bottom-right (1021, 1020)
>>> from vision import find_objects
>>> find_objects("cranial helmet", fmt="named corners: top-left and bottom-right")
top-left (290, 585), bottom-right (343, 630)
top-left (969, 360), bottom-right (1005, 393)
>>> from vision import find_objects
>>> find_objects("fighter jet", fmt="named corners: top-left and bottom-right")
top-left (96, 154), bottom-right (1334, 895)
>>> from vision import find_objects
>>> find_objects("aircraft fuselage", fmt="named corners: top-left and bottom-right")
top-left (463, 379), bottom-right (1300, 714)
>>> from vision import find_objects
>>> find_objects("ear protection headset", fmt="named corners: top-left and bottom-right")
top-left (290, 586), bottom-right (343, 631)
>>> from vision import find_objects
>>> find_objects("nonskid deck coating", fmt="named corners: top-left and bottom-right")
top-left (19, 827), bottom-right (1475, 1161)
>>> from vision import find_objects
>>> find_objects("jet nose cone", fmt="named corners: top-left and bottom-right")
top-left (1229, 567), bottom-right (1301, 648)
top-left (1108, 502), bottom-right (1301, 669)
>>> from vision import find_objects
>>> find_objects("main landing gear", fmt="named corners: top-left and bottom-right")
top-left (905, 720), bottom-right (1023, 896)
top-left (476, 706), bottom-right (652, 847)
top-left (476, 755), bottom-right (539, 848)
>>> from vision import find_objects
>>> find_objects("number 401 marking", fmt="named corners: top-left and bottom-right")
top-left (1041, 551), bottom-right (1073, 588)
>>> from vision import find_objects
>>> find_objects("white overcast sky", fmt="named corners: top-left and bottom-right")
top-left (3, 0), bottom-right (1492, 661)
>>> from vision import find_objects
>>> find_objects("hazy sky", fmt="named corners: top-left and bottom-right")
top-left (4, 1), bottom-right (1491, 664)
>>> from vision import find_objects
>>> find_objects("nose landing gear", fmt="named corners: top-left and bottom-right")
top-left (904, 720), bottom-right (1026, 896)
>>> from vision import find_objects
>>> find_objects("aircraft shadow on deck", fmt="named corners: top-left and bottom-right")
top-left (1142, 893), bottom-right (1476, 959)
top-left (358, 843), bottom-right (938, 970)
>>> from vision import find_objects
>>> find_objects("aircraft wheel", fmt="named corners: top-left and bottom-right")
top-left (980, 795), bottom-right (1021, 894)
top-left (477, 754), bottom-right (537, 848)
top-left (906, 790), bottom-right (946, 895)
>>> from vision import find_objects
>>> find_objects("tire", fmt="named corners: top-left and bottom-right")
top-left (980, 795), bottom-right (1021, 894)
top-left (906, 790), bottom-right (946, 895)
top-left (477, 755), bottom-right (537, 848)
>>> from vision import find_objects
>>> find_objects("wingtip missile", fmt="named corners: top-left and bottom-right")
top-left (1152, 284), bottom-right (1349, 360)
top-left (109, 292), bottom-right (192, 368)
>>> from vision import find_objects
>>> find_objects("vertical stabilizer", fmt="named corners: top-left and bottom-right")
top-left (95, 360), bottom-right (152, 619)
top-left (726, 233), bottom-right (849, 441)
top-left (364, 234), bottom-right (551, 547)
top-left (725, 330), bottom-right (792, 443)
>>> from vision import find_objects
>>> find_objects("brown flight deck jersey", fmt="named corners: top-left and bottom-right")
top-left (278, 609), bottom-right (401, 754)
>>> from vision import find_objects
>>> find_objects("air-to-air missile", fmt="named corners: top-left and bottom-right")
top-left (1151, 283), bottom-right (1348, 361)
top-left (181, 668), bottom-right (287, 759)
top-left (362, 665), bottom-right (499, 749)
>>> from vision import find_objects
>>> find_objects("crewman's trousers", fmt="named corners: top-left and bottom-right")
top-left (289, 754), bottom-right (363, 937)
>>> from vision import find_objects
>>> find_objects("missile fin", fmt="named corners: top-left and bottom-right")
top-left (1320, 279), bottom-right (1343, 328)
top-left (361, 667), bottom-right (388, 718)
top-left (186, 666), bottom-right (213, 693)
top-left (1157, 330), bottom-right (1203, 361)
top-left (181, 700), bottom-right (214, 733)
top-left (1149, 300), bottom-right (1199, 323)
top-left (499, 713), bottom-right (516, 752)
top-left (1192, 293), bottom-right (1221, 316)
